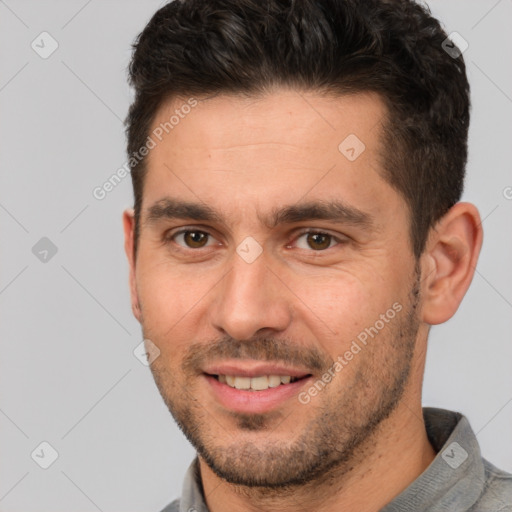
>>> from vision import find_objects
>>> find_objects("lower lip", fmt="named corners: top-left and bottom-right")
top-left (204, 374), bottom-right (313, 414)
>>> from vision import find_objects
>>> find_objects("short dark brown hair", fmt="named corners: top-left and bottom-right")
top-left (126, 0), bottom-right (470, 258)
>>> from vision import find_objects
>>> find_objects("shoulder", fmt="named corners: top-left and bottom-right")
top-left (470, 458), bottom-right (512, 511)
top-left (159, 498), bottom-right (180, 512)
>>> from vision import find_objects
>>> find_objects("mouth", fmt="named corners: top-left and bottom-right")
top-left (201, 363), bottom-right (315, 414)
top-left (207, 373), bottom-right (312, 391)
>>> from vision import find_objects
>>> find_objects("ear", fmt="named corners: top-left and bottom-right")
top-left (420, 202), bottom-right (483, 325)
top-left (123, 208), bottom-right (142, 323)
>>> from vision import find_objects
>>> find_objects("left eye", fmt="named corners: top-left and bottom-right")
top-left (293, 231), bottom-right (343, 251)
top-left (171, 230), bottom-right (215, 249)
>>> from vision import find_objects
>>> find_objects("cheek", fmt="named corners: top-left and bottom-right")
top-left (292, 271), bottom-right (398, 342)
top-left (311, 281), bottom-right (366, 325)
top-left (135, 258), bottom-right (204, 336)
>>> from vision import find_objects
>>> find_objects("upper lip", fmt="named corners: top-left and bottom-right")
top-left (202, 361), bottom-right (312, 378)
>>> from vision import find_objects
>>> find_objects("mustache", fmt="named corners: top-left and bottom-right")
top-left (182, 335), bottom-right (333, 375)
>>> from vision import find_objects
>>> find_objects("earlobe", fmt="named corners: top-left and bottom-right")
top-left (421, 202), bottom-right (483, 325)
top-left (123, 209), bottom-right (142, 323)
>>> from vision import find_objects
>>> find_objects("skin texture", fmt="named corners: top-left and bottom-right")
top-left (123, 89), bottom-right (483, 512)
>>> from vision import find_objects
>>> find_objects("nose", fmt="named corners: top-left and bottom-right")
top-left (209, 247), bottom-right (293, 341)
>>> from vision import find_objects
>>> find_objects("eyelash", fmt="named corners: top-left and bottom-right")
top-left (163, 228), bottom-right (347, 253)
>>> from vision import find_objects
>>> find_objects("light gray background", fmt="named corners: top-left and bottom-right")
top-left (0, 1), bottom-right (511, 511)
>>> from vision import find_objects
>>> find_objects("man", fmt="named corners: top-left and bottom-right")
top-left (122, 0), bottom-right (512, 510)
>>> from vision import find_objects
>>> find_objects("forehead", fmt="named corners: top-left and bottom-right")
top-left (148, 89), bottom-right (387, 162)
top-left (141, 89), bottom-right (400, 226)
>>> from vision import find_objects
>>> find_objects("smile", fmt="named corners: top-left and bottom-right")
top-left (212, 374), bottom-right (308, 391)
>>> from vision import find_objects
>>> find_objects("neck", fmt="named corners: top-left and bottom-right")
top-left (199, 398), bottom-right (436, 512)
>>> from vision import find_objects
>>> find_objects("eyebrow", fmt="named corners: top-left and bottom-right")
top-left (144, 197), bottom-right (374, 230)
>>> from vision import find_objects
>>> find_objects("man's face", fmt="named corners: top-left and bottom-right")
top-left (125, 90), bottom-right (424, 486)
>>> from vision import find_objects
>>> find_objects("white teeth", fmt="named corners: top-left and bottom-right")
top-left (234, 376), bottom-right (251, 390)
top-left (218, 374), bottom-right (300, 391)
top-left (268, 375), bottom-right (281, 388)
top-left (250, 375), bottom-right (269, 391)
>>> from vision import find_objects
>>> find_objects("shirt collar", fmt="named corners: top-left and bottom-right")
top-left (179, 457), bottom-right (209, 512)
top-left (381, 407), bottom-right (485, 511)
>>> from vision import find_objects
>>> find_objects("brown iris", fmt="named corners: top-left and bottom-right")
top-left (306, 232), bottom-right (332, 250)
top-left (184, 231), bottom-right (208, 248)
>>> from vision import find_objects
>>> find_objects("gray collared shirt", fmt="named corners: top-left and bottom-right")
top-left (160, 407), bottom-right (512, 512)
